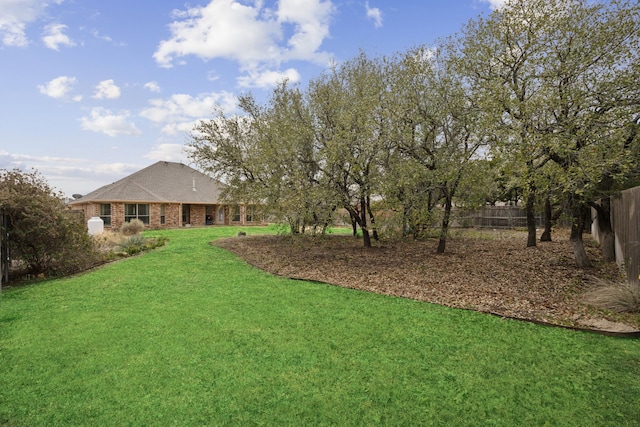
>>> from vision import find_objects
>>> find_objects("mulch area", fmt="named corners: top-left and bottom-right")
top-left (214, 230), bottom-right (640, 335)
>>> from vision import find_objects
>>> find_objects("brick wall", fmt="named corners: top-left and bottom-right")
top-left (69, 201), bottom-right (264, 230)
top-left (165, 204), bottom-right (180, 228)
top-left (190, 205), bottom-right (206, 226)
top-left (111, 203), bottom-right (125, 230)
top-left (149, 203), bottom-right (161, 229)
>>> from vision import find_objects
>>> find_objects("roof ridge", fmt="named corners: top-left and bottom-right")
top-left (68, 161), bottom-right (225, 204)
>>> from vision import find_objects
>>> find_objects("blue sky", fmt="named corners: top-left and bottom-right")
top-left (0, 0), bottom-right (503, 196)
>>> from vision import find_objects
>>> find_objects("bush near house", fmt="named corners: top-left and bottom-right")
top-left (120, 218), bottom-right (145, 236)
top-left (116, 234), bottom-right (168, 256)
top-left (0, 169), bottom-right (104, 279)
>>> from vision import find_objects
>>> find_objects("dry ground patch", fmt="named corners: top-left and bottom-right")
top-left (215, 229), bottom-right (640, 334)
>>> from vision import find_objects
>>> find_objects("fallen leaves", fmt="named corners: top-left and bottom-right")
top-left (214, 230), bottom-right (639, 333)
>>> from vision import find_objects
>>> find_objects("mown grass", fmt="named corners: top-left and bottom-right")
top-left (0, 226), bottom-right (639, 426)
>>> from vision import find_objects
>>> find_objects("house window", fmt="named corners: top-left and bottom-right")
top-left (125, 203), bottom-right (150, 225)
top-left (160, 204), bottom-right (166, 225)
top-left (217, 206), bottom-right (225, 223)
top-left (232, 205), bottom-right (241, 222)
top-left (245, 205), bottom-right (256, 222)
top-left (100, 203), bottom-right (111, 226)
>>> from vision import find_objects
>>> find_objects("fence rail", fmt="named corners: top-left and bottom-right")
top-left (610, 187), bottom-right (640, 285)
top-left (455, 206), bottom-right (543, 229)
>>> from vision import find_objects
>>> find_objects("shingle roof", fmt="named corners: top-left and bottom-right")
top-left (69, 161), bottom-right (226, 204)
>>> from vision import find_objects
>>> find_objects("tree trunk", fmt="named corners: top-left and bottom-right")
top-left (402, 204), bottom-right (409, 237)
top-left (592, 197), bottom-right (616, 262)
top-left (366, 195), bottom-right (379, 241)
top-left (525, 190), bottom-right (537, 247)
top-left (600, 230), bottom-right (616, 263)
top-left (346, 203), bottom-right (371, 248)
top-left (540, 194), bottom-right (553, 242)
top-left (361, 227), bottom-right (372, 248)
top-left (437, 194), bottom-right (453, 254)
top-left (289, 218), bottom-right (300, 235)
top-left (570, 201), bottom-right (592, 268)
top-left (359, 196), bottom-right (372, 248)
top-left (350, 211), bottom-right (358, 237)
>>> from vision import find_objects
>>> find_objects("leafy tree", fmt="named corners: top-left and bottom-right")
top-left (387, 44), bottom-right (487, 253)
top-left (308, 52), bottom-right (390, 247)
top-left (460, 0), bottom-right (553, 248)
top-left (190, 82), bottom-right (333, 235)
top-left (379, 153), bottom-right (439, 239)
top-left (189, 97), bottom-right (264, 203)
top-left (262, 81), bottom-right (336, 234)
top-left (460, 0), bottom-right (640, 266)
top-left (538, 162), bottom-right (567, 243)
top-left (455, 159), bottom-right (503, 211)
top-left (189, 0), bottom-right (639, 267)
top-left (534, 0), bottom-right (640, 265)
top-left (0, 169), bottom-right (101, 278)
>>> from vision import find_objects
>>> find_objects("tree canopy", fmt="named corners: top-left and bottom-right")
top-left (188, 0), bottom-right (640, 266)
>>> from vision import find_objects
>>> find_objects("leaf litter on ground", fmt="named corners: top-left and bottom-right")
top-left (214, 229), bottom-right (639, 334)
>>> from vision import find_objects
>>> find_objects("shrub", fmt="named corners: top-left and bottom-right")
top-left (584, 278), bottom-right (640, 313)
top-left (93, 231), bottom-right (125, 250)
top-left (117, 234), bottom-right (147, 255)
top-left (120, 219), bottom-right (145, 236)
top-left (116, 234), bottom-right (168, 256)
top-left (0, 168), bottom-right (104, 278)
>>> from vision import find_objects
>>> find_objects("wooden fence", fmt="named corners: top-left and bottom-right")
top-left (608, 187), bottom-right (640, 285)
top-left (455, 206), bottom-right (543, 229)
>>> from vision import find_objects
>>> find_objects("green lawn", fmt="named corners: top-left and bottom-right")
top-left (1, 226), bottom-right (638, 426)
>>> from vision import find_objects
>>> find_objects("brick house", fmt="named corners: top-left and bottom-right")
top-left (68, 161), bottom-right (262, 230)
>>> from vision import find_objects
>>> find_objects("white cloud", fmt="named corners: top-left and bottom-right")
top-left (92, 79), bottom-right (121, 99)
top-left (42, 22), bottom-right (74, 50)
top-left (154, 0), bottom-right (279, 68)
top-left (140, 91), bottom-right (237, 135)
top-left (153, 0), bottom-right (334, 71)
top-left (0, 150), bottom-right (129, 178)
top-left (91, 29), bottom-right (112, 42)
top-left (0, 21), bottom-right (27, 46)
top-left (0, 150), bottom-right (138, 195)
top-left (237, 67), bottom-right (300, 89)
top-left (38, 75), bottom-right (80, 100)
top-left (276, 0), bottom-right (334, 62)
top-left (480, 0), bottom-right (507, 10)
top-left (0, 0), bottom-right (63, 47)
top-left (0, 150), bottom-right (33, 170)
top-left (80, 107), bottom-right (141, 137)
top-left (144, 81), bottom-right (161, 93)
top-left (159, 120), bottom-right (203, 136)
top-left (365, 2), bottom-right (382, 28)
top-left (0, 0), bottom-right (42, 47)
top-left (144, 143), bottom-right (189, 163)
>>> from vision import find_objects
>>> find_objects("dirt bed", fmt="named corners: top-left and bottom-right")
top-left (214, 230), bottom-right (639, 334)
